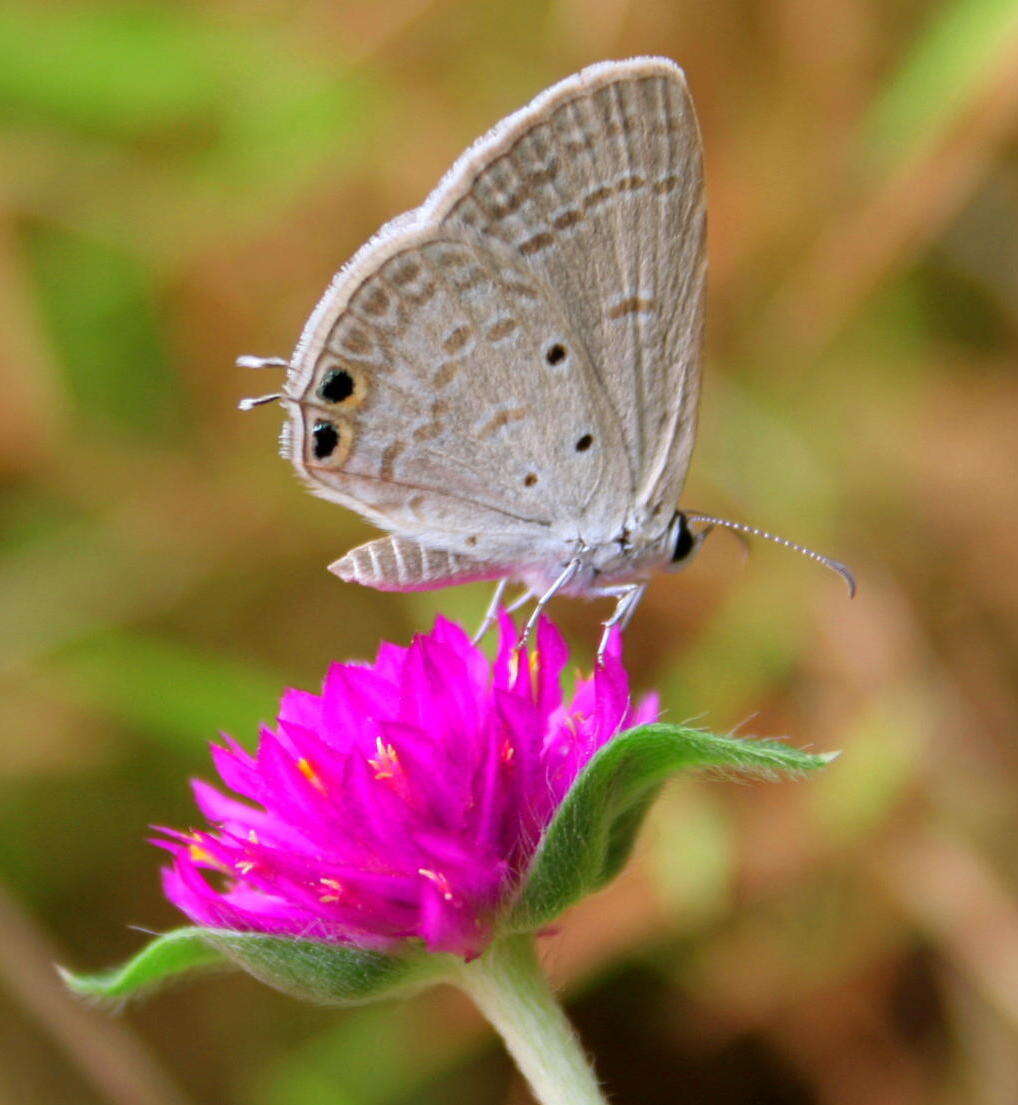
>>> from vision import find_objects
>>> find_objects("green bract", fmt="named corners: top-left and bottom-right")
top-left (61, 927), bottom-right (443, 1007)
top-left (62, 723), bottom-right (834, 1006)
top-left (508, 723), bottom-right (835, 930)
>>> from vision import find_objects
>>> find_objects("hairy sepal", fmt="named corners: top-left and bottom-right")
top-left (61, 926), bottom-right (448, 1006)
top-left (508, 723), bottom-right (836, 931)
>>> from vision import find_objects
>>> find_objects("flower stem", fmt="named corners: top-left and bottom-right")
top-left (453, 935), bottom-right (608, 1105)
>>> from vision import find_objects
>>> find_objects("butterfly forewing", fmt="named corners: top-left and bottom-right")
top-left (433, 57), bottom-right (706, 517)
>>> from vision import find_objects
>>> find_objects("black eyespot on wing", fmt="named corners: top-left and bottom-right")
top-left (312, 420), bottom-right (339, 460)
top-left (319, 368), bottom-right (355, 403)
top-left (523, 473), bottom-right (538, 487)
top-left (575, 433), bottom-right (593, 452)
top-left (546, 343), bottom-right (566, 365)
top-left (671, 513), bottom-right (694, 562)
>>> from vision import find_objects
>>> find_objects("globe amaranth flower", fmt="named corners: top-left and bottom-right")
top-left (157, 614), bottom-right (657, 960)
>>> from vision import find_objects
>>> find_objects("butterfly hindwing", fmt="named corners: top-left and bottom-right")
top-left (284, 226), bottom-right (631, 562)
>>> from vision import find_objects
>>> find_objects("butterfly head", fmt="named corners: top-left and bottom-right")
top-left (663, 511), bottom-right (708, 574)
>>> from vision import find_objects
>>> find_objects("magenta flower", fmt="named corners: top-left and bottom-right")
top-left (157, 614), bottom-right (657, 960)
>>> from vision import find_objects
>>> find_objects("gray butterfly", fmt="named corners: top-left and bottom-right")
top-left (241, 57), bottom-right (853, 654)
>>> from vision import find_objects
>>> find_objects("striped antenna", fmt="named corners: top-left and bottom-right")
top-left (685, 513), bottom-right (857, 597)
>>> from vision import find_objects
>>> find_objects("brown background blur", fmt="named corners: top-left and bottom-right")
top-left (2, 1), bottom-right (1018, 1102)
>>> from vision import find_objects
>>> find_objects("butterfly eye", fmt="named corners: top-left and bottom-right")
top-left (319, 368), bottom-right (355, 404)
top-left (312, 420), bottom-right (340, 460)
top-left (671, 512), bottom-right (694, 562)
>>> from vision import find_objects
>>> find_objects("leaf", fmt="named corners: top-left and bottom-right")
top-left (509, 723), bottom-right (836, 930)
top-left (59, 928), bottom-right (227, 1001)
top-left (1, 4), bottom-right (374, 282)
top-left (22, 221), bottom-right (179, 439)
top-left (51, 631), bottom-right (282, 752)
top-left (246, 1002), bottom-right (475, 1105)
top-left (864, 0), bottom-right (1018, 172)
top-left (0, 6), bottom-right (215, 139)
top-left (61, 927), bottom-right (447, 1007)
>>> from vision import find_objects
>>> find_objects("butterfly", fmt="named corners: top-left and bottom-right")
top-left (240, 57), bottom-right (853, 655)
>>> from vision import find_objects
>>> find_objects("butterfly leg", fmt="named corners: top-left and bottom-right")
top-left (472, 578), bottom-right (508, 644)
top-left (473, 582), bottom-right (537, 644)
top-left (596, 583), bottom-right (647, 661)
top-left (519, 558), bottom-right (583, 652)
top-left (505, 588), bottom-right (533, 614)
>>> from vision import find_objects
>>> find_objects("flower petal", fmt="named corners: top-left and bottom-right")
top-left (157, 615), bottom-right (651, 959)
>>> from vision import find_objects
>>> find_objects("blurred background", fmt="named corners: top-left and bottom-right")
top-left (2, 1), bottom-right (1017, 1102)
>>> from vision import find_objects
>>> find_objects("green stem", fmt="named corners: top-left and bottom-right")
top-left (453, 935), bottom-right (608, 1105)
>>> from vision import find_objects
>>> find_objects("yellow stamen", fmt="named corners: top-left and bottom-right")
top-left (236, 860), bottom-right (255, 875)
top-left (247, 829), bottom-right (259, 844)
top-left (318, 877), bottom-right (343, 903)
top-left (529, 649), bottom-right (541, 698)
top-left (368, 736), bottom-right (401, 781)
top-left (188, 842), bottom-right (230, 873)
top-left (297, 757), bottom-right (327, 794)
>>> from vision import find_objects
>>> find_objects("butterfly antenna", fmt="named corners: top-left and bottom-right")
top-left (685, 512), bottom-right (857, 597)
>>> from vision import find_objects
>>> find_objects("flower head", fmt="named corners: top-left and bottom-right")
top-left (158, 615), bottom-right (657, 959)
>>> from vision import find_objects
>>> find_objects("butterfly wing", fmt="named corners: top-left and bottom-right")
top-left (431, 56), bottom-right (706, 519)
top-left (282, 224), bottom-right (631, 564)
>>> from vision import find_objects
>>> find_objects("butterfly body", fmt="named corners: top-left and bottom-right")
top-left (328, 502), bottom-right (686, 603)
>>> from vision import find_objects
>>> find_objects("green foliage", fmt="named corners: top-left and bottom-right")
top-left (648, 783), bottom-right (735, 928)
top-left (52, 631), bottom-right (282, 751)
top-left (61, 927), bottom-right (445, 1007)
top-left (59, 928), bottom-right (227, 1001)
top-left (0, 7), bottom-right (217, 139)
top-left (510, 724), bottom-right (835, 930)
top-left (206, 931), bottom-right (442, 1006)
top-left (23, 222), bottom-right (179, 438)
top-left (246, 1002), bottom-right (475, 1105)
top-left (0, 3), bottom-right (373, 223)
top-left (865, 0), bottom-right (1018, 169)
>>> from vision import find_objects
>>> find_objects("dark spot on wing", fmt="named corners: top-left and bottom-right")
top-left (319, 368), bottom-right (354, 403)
top-left (313, 421), bottom-right (339, 460)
